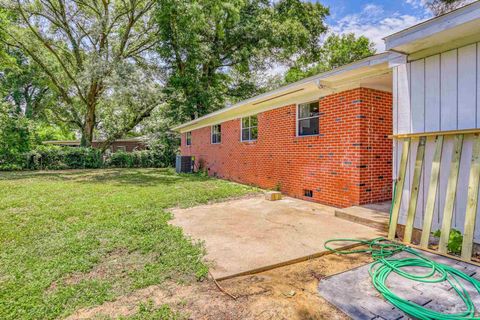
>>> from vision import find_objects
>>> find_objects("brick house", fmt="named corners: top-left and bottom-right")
top-left (173, 53), bottom-right (400, 208)
top-left (44, 137), bottom-right (147, 153)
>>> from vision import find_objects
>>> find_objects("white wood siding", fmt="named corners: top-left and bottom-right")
top-left (393, 42), bottom-right (480, 240)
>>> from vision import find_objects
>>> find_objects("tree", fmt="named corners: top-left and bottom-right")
top-left (1, 49), bottom-right (53, 119)
top-left (426, 0), bottom-right (471, 16)
top-left (156, 0), bottom-right (329, 123)
top-left (0, 9), bottom-right (14, 67)
top-left (285, 33), bottom-right (376, 83)
top-left (0, 102), bottom-right (34, 163)
top-left (96, 61), bottom-right (163, 151)
top-left (0, 9), bottom-right (32, 162)
top-left (0, 0), bottom-right (162, 147)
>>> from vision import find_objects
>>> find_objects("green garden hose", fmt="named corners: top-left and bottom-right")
top-left (324, 238), bottom-right (480, 319)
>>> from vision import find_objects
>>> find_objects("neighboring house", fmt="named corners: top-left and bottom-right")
top-left (44, 137), bottom-right (147, 153)
top-left (385, 2), bottom-right (480, 241)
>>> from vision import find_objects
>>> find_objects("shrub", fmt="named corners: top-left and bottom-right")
top-left (0, 104), bottom-right (35, 167)
top-left (1, 144), bottom-right (172, 171)
top-left (105, 150), bottom-right (166, 168)
top-left (0, 163), bottom-right (23, 171)
top-left (433, 229), bottom-right (463, 254)
top-left (24, 146), bottom-right (103, 170)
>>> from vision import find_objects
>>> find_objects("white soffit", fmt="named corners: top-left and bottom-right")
top-left (172, 52), bottom-right (398, 133)
top-left (384, 1), bottom-right (480, 59)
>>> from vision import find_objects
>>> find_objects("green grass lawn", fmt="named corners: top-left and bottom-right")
top-left (0, 168), bottom-right (257, 320)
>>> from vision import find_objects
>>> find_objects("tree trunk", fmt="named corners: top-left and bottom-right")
top-left (81, 104), bottom-right (96, 147)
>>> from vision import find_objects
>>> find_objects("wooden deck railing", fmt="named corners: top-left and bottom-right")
top-left (389, 130), bottom-right (480, 262)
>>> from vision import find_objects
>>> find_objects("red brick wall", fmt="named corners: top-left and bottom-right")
top-left (180, 87), bottom-right (392, 208)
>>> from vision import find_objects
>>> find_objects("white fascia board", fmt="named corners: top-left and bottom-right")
top-left (172, 52), bottom-right (398, 132)
top-left (384, 1), bottom-right (480, 52)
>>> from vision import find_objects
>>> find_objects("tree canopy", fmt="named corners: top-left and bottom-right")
top-left (156, 0), bottom-right (331, 123)
top-left (285, 33), bottom-right (376, 83)
top-left (1, 0), bottom-right (162, 147)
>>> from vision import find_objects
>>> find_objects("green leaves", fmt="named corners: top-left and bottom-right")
top-left (285, 33), bottom-right (376, 83)
top-left (0, 103), bottom-right (35, 164)
top-left (433, 229), bottom-right (464, 254)
top-left (156, 0), bottom-right (331, 123)
top-left (3, 0), bottom-right (161, 146)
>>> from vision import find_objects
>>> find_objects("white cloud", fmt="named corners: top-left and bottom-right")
top-left (404, 0), bottom-right (428, 9)
top-left (362, 3), bottom-right (384, 17)
top-left (330, 4), bottom-right (429, 52)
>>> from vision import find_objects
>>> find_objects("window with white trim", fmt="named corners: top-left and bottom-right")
top-left (297, 101), bottom-right (319, 136)
top-left (186, 132), bottom-right (192, 146)
top-left (241, 115), bottom-right (258, 141)
top-left (211, 124), bottom-right (221, 144)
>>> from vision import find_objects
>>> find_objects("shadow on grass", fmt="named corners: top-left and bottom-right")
top-left (0, 168), bottom-right (212, 186)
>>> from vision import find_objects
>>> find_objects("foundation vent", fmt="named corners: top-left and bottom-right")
top-left (303, 189), bottom-right (313, 198)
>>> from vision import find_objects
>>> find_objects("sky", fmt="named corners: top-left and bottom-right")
top-left (268, 0), bottom-right (433, 76)
top-left (320, 0), bottom-right (433, 51)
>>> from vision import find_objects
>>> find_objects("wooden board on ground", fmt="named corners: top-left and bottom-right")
top-left (318, 249), bottom-right (480, 320)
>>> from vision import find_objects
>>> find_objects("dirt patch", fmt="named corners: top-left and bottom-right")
top-left (48, 248), bottom-right (156, 293)
top-left (67, 251), bottom-right (373, 319)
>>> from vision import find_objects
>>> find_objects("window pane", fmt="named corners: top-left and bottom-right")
top-left (217, 125), bottom-right (221, 134)
top-left (217, 134), bottom-right (221, 143)
top-left (250, 115), bottom-right (258, 127)
top-left (299, 102), bottom-right (319, 119)
top-left (242, 128), bottom-right (250, 141)
top-left (298, 118), bottom-right (319, 136)
top-left (298, 104), bottom-right (310, 119)
top-left (212, 133), bottom-right (221, 143)
top-left (242, 117), bottom-right (249, 128)
top-left (250, 126), bottom-right (258, 140)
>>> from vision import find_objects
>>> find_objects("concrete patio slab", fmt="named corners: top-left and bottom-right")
top-left (170, 195), bottom-right (385, 278)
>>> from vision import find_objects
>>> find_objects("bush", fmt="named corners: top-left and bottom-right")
top-left (105, 150), bottom-right (166, 168)
top-left (0, 163), bottom-right (23, 171)
top-left (0, 104), bottom-right (35, 167)
top-left (0, 144), bottom-right (172, 171)
top-left (433, 229), bottom-right (463, 254)
top-left (24, 146), bottom-right (103, 170)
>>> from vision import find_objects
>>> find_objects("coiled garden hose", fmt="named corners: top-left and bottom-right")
top-left (324, 238), bottom-right (480, 319)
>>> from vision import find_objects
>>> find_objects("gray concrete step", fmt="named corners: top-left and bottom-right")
top-left (334, 206), bottom-right (390, 232)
